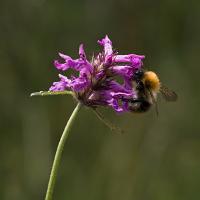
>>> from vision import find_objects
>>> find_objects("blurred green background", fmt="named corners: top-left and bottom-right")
top-left (1, 0), bottom-right (200, 199)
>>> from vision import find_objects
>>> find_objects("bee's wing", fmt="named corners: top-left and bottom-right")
top-left (160, 85), bottom-right (178, 101)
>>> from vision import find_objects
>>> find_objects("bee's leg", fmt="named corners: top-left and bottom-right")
top-left (154, 102), bottom-right (159, 116)
top-left (93, 108), bottom-right (124, 134)
top-left (129, 98), bottom-right (151, 113)
top-left (136, 81), bottom-right (145, 91)
top-left (147, 88), bottom-right (159, 116)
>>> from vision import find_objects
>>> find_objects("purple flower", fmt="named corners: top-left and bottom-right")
top-left (49, 35), bottom-right (145, 113)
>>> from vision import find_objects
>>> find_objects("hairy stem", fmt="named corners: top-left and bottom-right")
top-left (45, 103), bottom-right (82, 200)
top-left (31, 90), bottom-right (73, 97)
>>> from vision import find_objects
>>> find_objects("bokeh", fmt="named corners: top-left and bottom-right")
top-left (1, 0), bottom-right (200, 199)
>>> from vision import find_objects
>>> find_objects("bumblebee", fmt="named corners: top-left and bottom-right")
top-left (127, 69), bottom-right (177, 113)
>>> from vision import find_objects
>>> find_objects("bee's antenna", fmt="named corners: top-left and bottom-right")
top-left (93, 108), bottom-right (124, 134)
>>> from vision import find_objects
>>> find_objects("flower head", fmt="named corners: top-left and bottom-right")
top-left (50, 35), bottom-right (145, 112)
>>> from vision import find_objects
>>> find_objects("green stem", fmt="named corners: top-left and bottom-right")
top-left (31, 90), bottom-right (73, 97)
top-left (45, 103), bottom-right (82, 200)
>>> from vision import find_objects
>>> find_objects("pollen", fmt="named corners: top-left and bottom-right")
top-left (143, 71), bottom-right (161, 92)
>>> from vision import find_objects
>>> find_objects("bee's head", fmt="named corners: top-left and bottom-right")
top-left (143, 71), bottom-right (161, 92)
top-left (133, 69), bottom-right (144, 81)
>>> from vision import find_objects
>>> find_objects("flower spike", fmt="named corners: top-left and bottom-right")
top-left (33, 35), bottom-right (145, 113)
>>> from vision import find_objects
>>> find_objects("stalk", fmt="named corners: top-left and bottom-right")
top-left (45, 103), bottom-right (82, 200)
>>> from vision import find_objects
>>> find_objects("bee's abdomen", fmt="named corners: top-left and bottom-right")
top-left (128, 99), bottom-right (151, 113)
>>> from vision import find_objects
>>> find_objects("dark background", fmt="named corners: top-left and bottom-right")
top-left (1, 0), bottom-right (200, 199)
